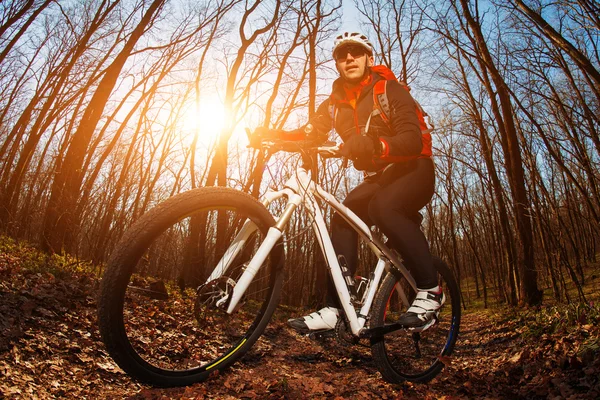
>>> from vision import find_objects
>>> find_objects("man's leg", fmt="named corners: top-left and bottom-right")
top-left (368, 159), bottom-right (441, 327)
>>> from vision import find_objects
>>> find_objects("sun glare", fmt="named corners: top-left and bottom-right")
top-left (182, 96), bottom-right (226, 144)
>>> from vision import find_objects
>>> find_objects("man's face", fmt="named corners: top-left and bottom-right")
top-left (335, 45), bottom-right (374, 84)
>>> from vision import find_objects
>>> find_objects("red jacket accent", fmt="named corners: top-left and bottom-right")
top-left (284, 65), bottom-right (433, 171)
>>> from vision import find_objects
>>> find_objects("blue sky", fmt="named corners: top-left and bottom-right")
top-left (340, 0), bottom-right (362, 33)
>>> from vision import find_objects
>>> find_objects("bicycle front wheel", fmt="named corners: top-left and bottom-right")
top-left (98, 187), bottom-right (284, 386)
top-left (370, 257), bottom-right (460, 383)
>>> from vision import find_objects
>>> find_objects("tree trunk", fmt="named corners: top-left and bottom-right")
top-left (458, 0), bottom-right (542, 306)
top-left (41, 0), bottom-right (166, 253)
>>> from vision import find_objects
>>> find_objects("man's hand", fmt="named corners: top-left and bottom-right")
top-left (339, 134), bottom-right (380, 160)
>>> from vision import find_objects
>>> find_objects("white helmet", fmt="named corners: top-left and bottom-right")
top-left (332, 32), bottom-right (374, 58)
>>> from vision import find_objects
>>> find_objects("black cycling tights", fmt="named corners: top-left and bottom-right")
top-left (327, 158), bottom-right (437, 308)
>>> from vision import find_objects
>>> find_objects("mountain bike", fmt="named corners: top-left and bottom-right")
top-left (97, 134), bottom-right (461, 387)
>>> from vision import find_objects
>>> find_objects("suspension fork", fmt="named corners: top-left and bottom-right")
top-left (204, 219), bottom-right (259, 283)
top-left (224, 190), bottom-right (302, 314)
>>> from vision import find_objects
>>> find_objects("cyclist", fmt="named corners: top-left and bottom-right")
top-left (256, 32), bottom-right (443, 332)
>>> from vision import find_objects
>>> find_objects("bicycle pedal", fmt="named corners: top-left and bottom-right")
top-left (307, 330), bottom-right (335, 340)
top-left (407, 318), bottom-right (437, 333)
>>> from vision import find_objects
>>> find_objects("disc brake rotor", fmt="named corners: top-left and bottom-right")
top-left (194, 277), bottom-right (237, 323)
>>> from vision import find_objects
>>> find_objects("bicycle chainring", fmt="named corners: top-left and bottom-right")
top-left (335, 318), bottom-right (359, 347)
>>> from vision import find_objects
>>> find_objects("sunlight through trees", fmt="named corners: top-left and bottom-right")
top-left (0, 0), bottom-right (598, 308)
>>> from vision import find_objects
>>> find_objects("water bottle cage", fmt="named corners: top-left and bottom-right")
top-left (338, 255), bottom-right (358, 300)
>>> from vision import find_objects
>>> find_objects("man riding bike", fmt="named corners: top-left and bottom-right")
top-left (256, 32), bottom-right (443, 331)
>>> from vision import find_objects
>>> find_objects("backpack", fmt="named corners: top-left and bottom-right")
top-left (328, 66), bottom-right (434, 137)
top-left (371, 77), bottom-right (434, 135)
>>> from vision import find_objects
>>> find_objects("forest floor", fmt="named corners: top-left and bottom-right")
top-left (1, 239), bottom-right (600, 399)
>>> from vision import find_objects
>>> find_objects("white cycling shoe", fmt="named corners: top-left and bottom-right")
top-left (287, 306), bottom-right (339, 333)
top-left (397, 286), bottom-right (445, 329)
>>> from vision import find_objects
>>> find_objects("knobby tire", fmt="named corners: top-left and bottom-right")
top-left (97, 187), bottom-right (284, 387)
top-left (370, 256), bottom-right (461, 383)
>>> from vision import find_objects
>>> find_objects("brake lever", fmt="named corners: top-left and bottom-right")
top-left (318, 148), bottom-right (339, 158)
top-left (261, 139), bottom-right (277, 150)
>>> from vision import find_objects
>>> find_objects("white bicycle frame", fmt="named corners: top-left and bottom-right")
top-left (206, 145), bottom-right (417, 337)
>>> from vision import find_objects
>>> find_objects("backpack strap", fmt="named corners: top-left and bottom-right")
top-left (374, 80), bottom-right (434, 134)
top-left (328, 98), bottom-right (338, 133)
top-left (372, 80), bottom-right (390, 126)
top-left (398, 82), bottom-right (434, 134)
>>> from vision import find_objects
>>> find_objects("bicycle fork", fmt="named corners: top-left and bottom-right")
top-left (225, 226), bottom-right (282, 313)
top-left (204, 190), bottom-right (301, 314)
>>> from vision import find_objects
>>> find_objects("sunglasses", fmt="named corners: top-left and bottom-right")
top-left (335, 45), bottom-right (367, 61)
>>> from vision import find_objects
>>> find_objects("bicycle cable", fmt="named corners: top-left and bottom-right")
top-left (259, 138), bottom-right (349, 277)
top-left (289, 143), bottom-right (345, 280)
top-left (266, 142), bottom-right (319, 245)
top-left (260, 140), bottom-right (338, 290)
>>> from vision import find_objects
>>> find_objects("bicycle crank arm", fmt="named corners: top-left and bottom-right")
top-left (361, 319), bottom-right (437, 338)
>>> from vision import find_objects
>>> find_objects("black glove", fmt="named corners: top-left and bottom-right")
top-left (339, 135), bottom-right (380, 160)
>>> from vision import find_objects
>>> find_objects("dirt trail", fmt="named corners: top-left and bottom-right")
top-left (1, 263), bottom-right (598, 399)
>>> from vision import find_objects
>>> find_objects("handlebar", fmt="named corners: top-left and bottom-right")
top-left (315, 141), bottom-right (342, 158)
top-left (255, 139), bottom-right (341, 158)
top-left (247, 127), bottom-right (346, 182)
top-left (246, 125), bottom-right (342, 157)
top-left (245, 123), bottom-right (351, 183)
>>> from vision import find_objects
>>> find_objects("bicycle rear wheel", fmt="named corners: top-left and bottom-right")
top-left (98, 187), bottom-right (284, 386)
top-left (370, 257), bottom-right (460, 383)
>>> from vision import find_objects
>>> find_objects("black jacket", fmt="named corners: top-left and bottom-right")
top-left (306, 65), bottom-right (429, 171)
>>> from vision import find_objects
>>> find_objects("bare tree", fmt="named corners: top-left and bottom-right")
top-left (0, 0), bottom-right (122, 230)
top-left (511, 0), bottom-right (600, 95)
top-left (0, 0), bottom-right (54, 65)
top-left (356, 0), bottom-right (425, 83)
top-left (41, 0), bottom-right (167, 253)
top-left (204, 0), bottom-right (282, 188)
